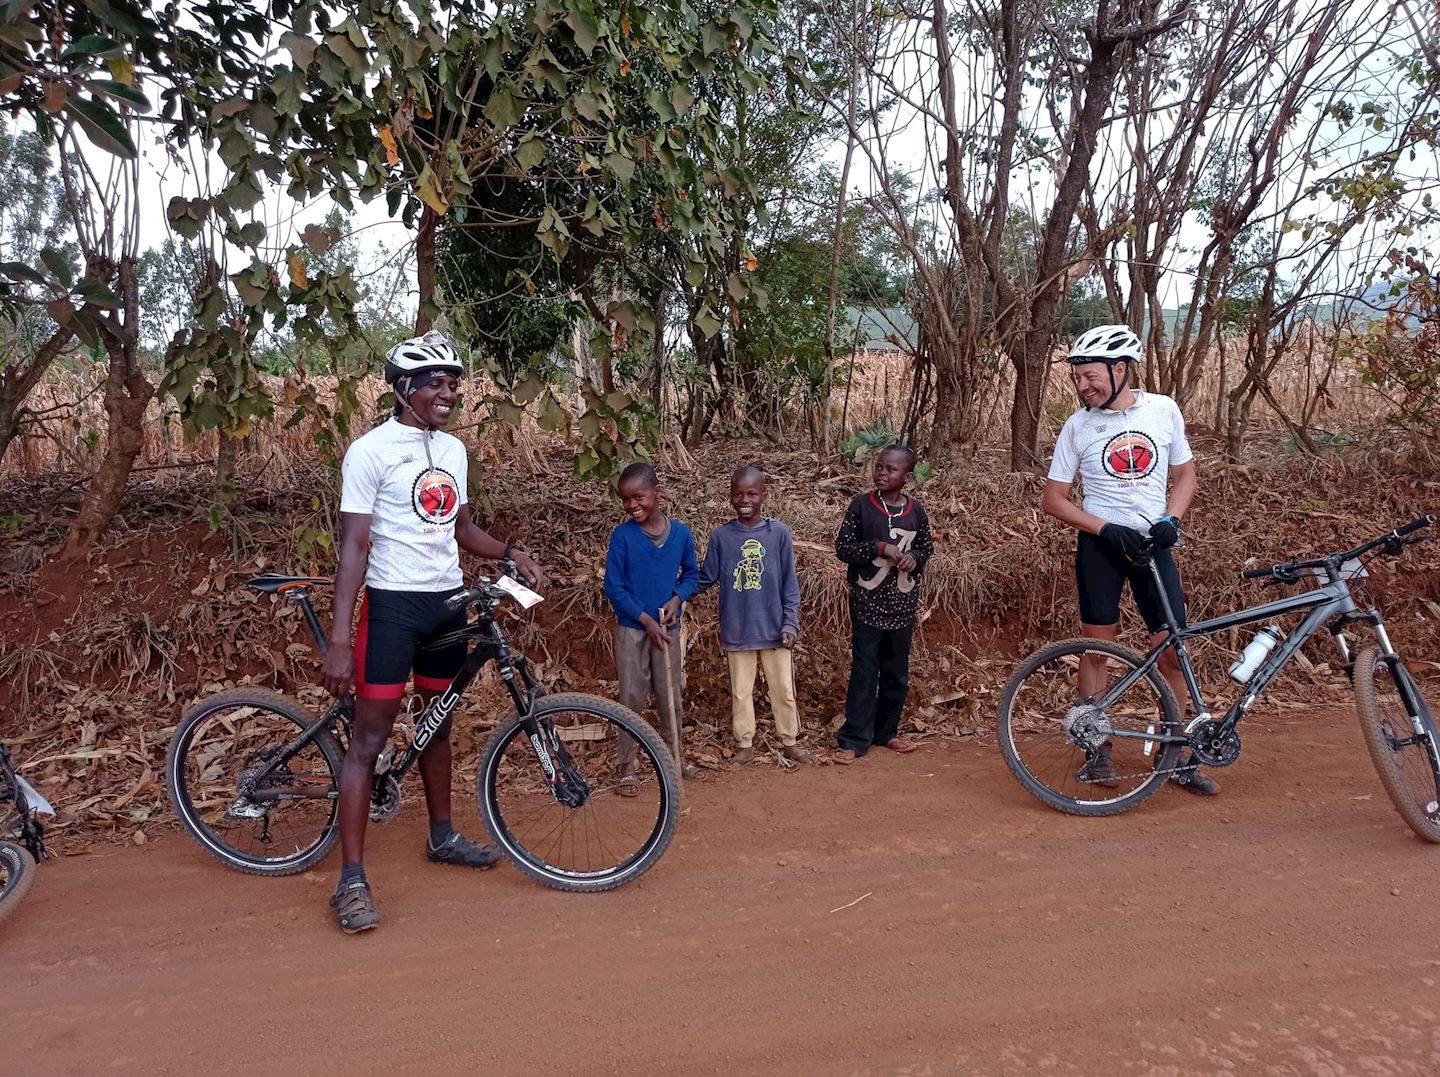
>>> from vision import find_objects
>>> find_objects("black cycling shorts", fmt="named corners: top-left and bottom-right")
top-left (354, 587), bottom-right (466, 700)
top-left (1074, 532), bottom-right (1186, 634)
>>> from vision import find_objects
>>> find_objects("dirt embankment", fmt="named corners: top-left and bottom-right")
top-left (0, 436), bottom-right (1437, 848)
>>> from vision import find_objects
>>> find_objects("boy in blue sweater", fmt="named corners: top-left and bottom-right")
top-left (604, 462), bottom-right (701, 790)
top-left (698, 466), bottom-right (813, 767)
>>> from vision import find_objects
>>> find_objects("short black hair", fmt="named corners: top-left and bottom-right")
top-left (880, 443), bottom-right (917, 472)
top-left (731, 464), bottom-right (766, 486)
top-left (617, 461), bottom-right (659, 489)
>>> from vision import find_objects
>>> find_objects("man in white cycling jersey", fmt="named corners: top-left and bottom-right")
top-left (318, 330), bottom-right (547, 934)
top-left (1041, 324), bottom-right (1219, 796)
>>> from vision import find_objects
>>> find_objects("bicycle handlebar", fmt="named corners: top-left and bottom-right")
top-left (445, 559), bottom-right (522, 613)
top-left (1240, 515), bottom-right (1433, 583)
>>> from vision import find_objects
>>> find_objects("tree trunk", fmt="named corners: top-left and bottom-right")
top-left (1008, 327), bottom-right (1050, 471)
top-left (414, 206), bottom-right (439, 334)
top-left (64, 259), bottom-right (152, 557)
top-left (0, 320), bottom-right (76, 464)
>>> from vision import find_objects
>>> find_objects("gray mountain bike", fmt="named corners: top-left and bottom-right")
top-left (998, 516), bottom-right (1440, 839)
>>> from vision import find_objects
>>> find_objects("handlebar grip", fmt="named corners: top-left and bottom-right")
top-left (444, 589), bottom-right (475, 612)
top-left (1395, 515), bottom-right (1435, 537)
top-left (1240, 566), bottom-right (1275, 580)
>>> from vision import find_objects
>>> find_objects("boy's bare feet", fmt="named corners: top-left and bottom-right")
top-left (881, 736), bottom-right (918, 753)
top-left (827, 748), bottom-right (859, 765)
top-left (780, 744), bottom-right (813, 764)
top-left (729, 747), bottom-right (754, 767)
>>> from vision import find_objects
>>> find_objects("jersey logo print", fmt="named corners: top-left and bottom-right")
top-left (859, 526), bottom-right (917, 593)
top-left (733, 538), bottom-right (766, 591)
top-left (1101, 431), bottom-right (1159, 480)
top-left (412, 467), bottom-right (460, 526)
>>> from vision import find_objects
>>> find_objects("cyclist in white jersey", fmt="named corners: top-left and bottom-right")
top-left (1042, 324), bottom-right (1219, 796)
top-left (318, 331), bottom-right (547, 933)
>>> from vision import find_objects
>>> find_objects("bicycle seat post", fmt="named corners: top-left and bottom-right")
top-left (293, 592), bottom-right (329, 656)
top-left (1147, 556), bottom-right (1185, 634)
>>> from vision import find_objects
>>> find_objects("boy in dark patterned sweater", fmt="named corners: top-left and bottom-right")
top-left (831, 445), bottom-right (934, 763)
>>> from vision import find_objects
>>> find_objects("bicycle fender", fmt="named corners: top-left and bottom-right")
top-left (13, 774), bottom-right (54, 815)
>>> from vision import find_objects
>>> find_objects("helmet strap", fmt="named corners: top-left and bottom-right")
top-left (1091, 361), bottom-right (1130, 411)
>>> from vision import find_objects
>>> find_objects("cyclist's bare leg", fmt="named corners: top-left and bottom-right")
top-left (338, 696), bottom-right (403, 867)
top-left (1078, 622), bottom-right (1119, 700)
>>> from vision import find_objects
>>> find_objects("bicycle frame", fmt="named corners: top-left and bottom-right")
top-left (0, 744), bottom-right (50, 861)
top-left (1093, 563), bottom-right (1370, 748)
top-left (242, 585), bottom-right (546, 807)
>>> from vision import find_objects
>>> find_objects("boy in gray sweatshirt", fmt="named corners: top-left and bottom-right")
top-left (697, 466), bottom-right (813, 766)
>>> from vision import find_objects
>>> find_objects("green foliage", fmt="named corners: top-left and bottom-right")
top-left (839, 421), bottom-right (931, 483)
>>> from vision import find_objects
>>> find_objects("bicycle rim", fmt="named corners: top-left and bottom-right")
top-left (480, 694), bottom-right (679, 892)
top-left (1355, 646), bottom-right (1440, 843)
top-left (167, 690), bottom-right (342, 875)
top-left (998, 638), bottom-right (1180, 816)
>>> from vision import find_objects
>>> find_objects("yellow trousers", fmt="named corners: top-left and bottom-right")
top-left (726, 648), bottom-right (800, 747)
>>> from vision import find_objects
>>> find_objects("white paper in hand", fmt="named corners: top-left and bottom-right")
top-left (494, 574), bottom-right (544, 609)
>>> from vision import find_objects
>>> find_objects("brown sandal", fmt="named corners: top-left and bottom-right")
top-left (616, 771), bottom-right (639, 797)
top-left (827, 748), bottom-right (859, 766)
top-left (882, 737), bottom-right (918, 754)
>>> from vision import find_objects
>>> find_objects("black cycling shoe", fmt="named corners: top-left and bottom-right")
top-left (330, 879), bottom-right (380, 934)
top-left (1074, 744), bottom-right (1120, 789)
top-left (1171, 754), bottom-right (1221, 796)
top-left (426, 831), bottom-right (503, 869)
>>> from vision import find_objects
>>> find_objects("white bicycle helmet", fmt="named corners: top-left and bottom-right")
top-left (384, 330), bottom-right (464, 386)
top-left (1065, 324), bottom-right (1142, 409)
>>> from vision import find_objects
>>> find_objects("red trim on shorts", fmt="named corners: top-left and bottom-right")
top-left (413, 673), bottom-right (452, 692)
top-left (353, 593), bottom-right (407, 700)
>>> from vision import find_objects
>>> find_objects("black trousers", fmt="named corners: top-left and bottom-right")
top-left (837, 618), bottom-right (914, 755)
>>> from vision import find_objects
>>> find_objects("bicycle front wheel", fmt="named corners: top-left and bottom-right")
top-left (998, 637), bottom-right (1182, 816)
top-left (166, 687), bottom-right (343, 875)
top-left (0, 840), bottom-right (36, 927)
top-left (478, 693), bottom-right (681, 892)
top-left (1354, 645), bottom-right (1440, 843)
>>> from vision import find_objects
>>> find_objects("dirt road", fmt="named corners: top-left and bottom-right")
top-left (5, 707), bottom-right (1440, 1076)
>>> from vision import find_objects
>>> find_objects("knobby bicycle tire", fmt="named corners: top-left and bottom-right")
top-left (478, 693), bottom-right (681, 892)
top-left (998, 637), bottom-right (1183, 817)
top-left (166, 687), bottom-right (343, 875)
top-left (0, 840), bottom-right (36, 927)
top-left (1353, 645), bottom-right (1440, 843)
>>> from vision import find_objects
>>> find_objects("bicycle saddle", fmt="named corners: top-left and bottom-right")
top-left (247, 573), bottom-right (332, 594)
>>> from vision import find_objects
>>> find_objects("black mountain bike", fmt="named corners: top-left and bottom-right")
top-left (166, 566), bottom-right (681, 892)
top-left (0, 741), bottom-right (52, 926)
top-left (998, 516), bottom-right (1440, 839)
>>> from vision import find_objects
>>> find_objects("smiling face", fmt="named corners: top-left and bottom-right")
top-left (873, 448), bottom-right (913, 498)
top-left (400, 373), bottom-right (460, 430)
top-left (618, 474), bottom-right (662, 529)
top-left (1070, 360), bottom-right (1124, 410)
top-left (730, 471), bottom-right (767, 524)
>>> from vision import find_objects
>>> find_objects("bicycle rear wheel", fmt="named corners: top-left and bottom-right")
top-left (0, 840), bottom-right (35, 927)
top-left (166, 687), bottom-right (343, 875)
top-left (478, 693), bottom-right (680, 892)
top-left (1354, 645), bottom-right (1440, 843)
top-left (998, 638), bottom-right (1182, 816)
